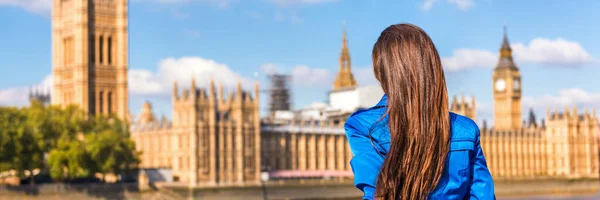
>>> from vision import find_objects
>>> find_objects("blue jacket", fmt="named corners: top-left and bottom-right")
top-left (345, 95), bottom-right (495, 199)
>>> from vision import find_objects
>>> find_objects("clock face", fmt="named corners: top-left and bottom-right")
top-left (513, 79), bottom-right (520, 90)
top-left (495, 79), bottom-right (506, 92)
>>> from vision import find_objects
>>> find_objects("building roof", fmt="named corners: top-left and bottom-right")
top-left (495, 26), bottom-right (519, 71)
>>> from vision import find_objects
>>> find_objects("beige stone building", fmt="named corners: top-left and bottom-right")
top-left (131, 79), bottom-right (261, 186)
top-left (52, 0), bottom-right (129, 120)
top-left (450, 94), bottom-right (476, 120)
top-left (48, 0), bottom-right (598, 187)
top-left (454, 29), bottom-right (600, 180)
top-left (130, 26), bottom-right (598, 187)
top-left (131, 29), bottom-right (357, 186)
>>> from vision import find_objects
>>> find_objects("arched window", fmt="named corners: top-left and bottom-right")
top-left (99, 91), bottom-right (104, 114)
top-left (107, 36), bottom-right (112, 64)
top-left (107, 91), bottom-right (112, 114)
top-left (99, 36), bottom-right (104, 64)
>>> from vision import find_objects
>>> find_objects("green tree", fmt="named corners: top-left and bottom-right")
top-left (86, 115), bottom-right (139, 182)
top-left (2, 103), bottom-right (140, 183)
top-left (0, 107), bottom-right (19, 172)
top-left (47, 134), bottom-right (92, 180)
top-left (0, 106), bottom-right (45, 184)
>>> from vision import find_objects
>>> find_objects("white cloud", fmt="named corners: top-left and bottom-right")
top-left (291, 65), bottom-right (332, 87)
top-left (421, 0), bottom-right (474, 12)
top-left (274, 12), bottom-right (302, 24)
top-left (290, 13), bottom-right (303, 24)
top-left (129, 69), bottom-right (163, 95)
top-left (421, 0), bottom-right (437, 11)
top-left (261, 63), bottom-right (280, 75)
top-left (129, 57), bottom-right (253, 95)
top-left (511, 38), bottom-right (594, 66)
top-left (448, 0), bottom-right (474, 11)
top-left (0, 0), bottom-right (51, 16)
top-left (523, 88), bottom-right (600, 114)
top-left (354, 67), bottom-right (379, 86)
top-left (442, 38), bottom-right (596, 71)
top-left (0, 75), bottom-right (52, 106)
top-left (261, 64), bottom-right (333, 87)
top-left (442, 49), bottom-right (497, 71)
top-left (0, 88), bottom-right (28, 106)
top-left (184, 29), bottom-right (201, 38)
top-left (270, 0), bottom-right (338, 7)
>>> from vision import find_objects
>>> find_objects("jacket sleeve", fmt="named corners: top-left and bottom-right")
top-left (469, 129), bottom-right (496, 199)
top-left (345, 119), bottom-right (385, 200)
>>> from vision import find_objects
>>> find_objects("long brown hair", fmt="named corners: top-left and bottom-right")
top-left (372, 24), bottom-right (451, 199)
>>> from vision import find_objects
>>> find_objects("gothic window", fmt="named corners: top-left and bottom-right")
top-left (107, 36), bottom-right (112, 64)
top-left (63, 37), bottom-right (73, 66)
top-left (99, 91), bottom-right (104, 114)
top-left (99, 36), bottom-right (104, 64)
top-left (107, 91), bottom-right (112, 114)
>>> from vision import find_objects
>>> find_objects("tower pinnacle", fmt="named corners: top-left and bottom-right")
top-left (332, 22), bottom-right (357, 91)
top-left (495, 25), bottom-right (517, 70)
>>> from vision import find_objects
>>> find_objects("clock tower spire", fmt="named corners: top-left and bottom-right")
top-left (492, 26), bottom-right (522, 130)
top-left (332, 22), bottom-right (357, 91)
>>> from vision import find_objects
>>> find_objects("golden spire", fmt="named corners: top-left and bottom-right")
top-left (333, 21), bottom-right (357, 90)
top-left (500, 25), bottom-right (512, 58)
top-left (342, 22), bottom-right (348, 58)
top-left (495, 25), bottom-right (518, 70)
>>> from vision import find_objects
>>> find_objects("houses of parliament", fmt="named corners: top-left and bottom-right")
top-left (49, 0), bottom-right (598, 187)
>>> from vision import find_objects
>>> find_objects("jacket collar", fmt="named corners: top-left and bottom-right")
top-left (375, 94), bottom-right (388, 107)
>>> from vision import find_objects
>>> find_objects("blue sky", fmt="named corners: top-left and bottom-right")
top-left (1, 0), bottom-right (600, 125)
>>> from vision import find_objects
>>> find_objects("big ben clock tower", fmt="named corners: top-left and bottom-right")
top-left (493, 27), bottom-right (522, 130)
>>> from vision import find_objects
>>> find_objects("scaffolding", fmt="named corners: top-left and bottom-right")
top-left (268, 73), bottom-right (292, 116)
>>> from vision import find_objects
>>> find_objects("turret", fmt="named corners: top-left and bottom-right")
top-left (173, 81), bottom-right (179, 100)
top-left (236, 79), bottom-right (242, 102)
top-left (209, 77), bottom-right (216, 104)
top-left (218, 83), bottom-right (225, 102)
top-left (191, 76), bottom-right (197, 99)
top-left (254, 81), bottom-right (260, 106)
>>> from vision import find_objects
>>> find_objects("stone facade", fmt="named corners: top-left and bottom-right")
top-left (480, 109), bottom-right (599, 180)
top-left (450, 94), bottom-right (476, 120)
top-left (129, 27), bottom-right (599, 187)
top-left (454, 28), bottom-right (600, 180)
top-left (131, 79), bottom-right (261, 186)
top-left (52, 0), bottom-right (129, 120)
top-left (260, 120), bottom-right (353, 178)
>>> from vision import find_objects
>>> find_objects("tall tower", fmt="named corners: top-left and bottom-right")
top-left (52, 0), bottom-right (129, 120)
top-left (332, 24), bottom-right (357, 91)
top-left (492, 26), bottom-right (522, 130)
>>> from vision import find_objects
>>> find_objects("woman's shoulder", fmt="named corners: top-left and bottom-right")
top-left (449, 112), bottom-right (480, 142)
top-left (344, 105), bottom-right (387, 136)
